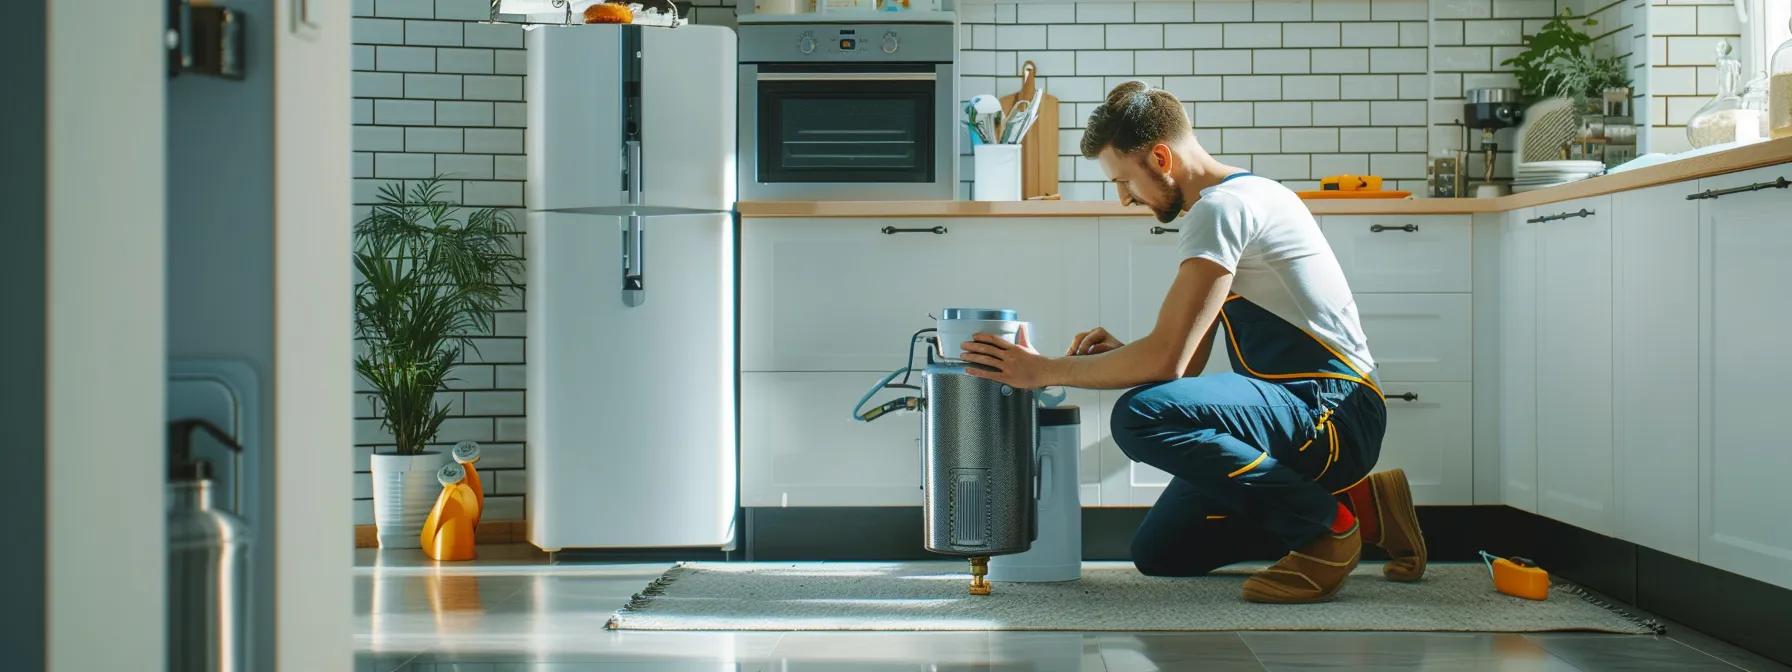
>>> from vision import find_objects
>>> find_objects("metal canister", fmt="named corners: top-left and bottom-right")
top-left (169, 476), bottom-right (250, 672)
top-left (920, 363), bottom-right (1037, 557)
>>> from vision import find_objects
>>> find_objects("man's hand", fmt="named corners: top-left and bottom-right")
top-left (1067, 327), bottom-right (1124, 356)
top-left (959, 324), bottom-right (1057, 389)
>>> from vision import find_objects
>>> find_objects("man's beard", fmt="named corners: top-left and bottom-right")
top-left (1148, 174), bottom-right (1185, 223)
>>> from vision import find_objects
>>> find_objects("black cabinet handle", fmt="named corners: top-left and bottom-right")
top-left (1686, 176), bottom-right (1791, 201)
top-left (1525, 208), bottom-right (1594, 224)
top-left (1371, 223), bottom-right (1419, 233)
top-left (1385, 392), bottom-right (1419, 402)
top-left (1149, 226), bottom-right (1179, 235)
top-left (882, 225), bottom-right (947, 235)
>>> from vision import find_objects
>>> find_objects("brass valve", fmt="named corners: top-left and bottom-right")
top-left (968, 556), bottom-right (991, 596)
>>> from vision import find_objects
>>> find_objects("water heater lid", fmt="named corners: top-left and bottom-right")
top-left (942, 308), bottom-right (1016, 321)
top-left (1038, 405), bottom-right (1080, 426)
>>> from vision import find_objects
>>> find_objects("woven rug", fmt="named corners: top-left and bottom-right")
top-left (606, 562), bottom-right (1658, 634)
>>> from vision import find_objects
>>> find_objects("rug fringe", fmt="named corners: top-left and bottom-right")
top-left (606, 562), bottom-right (692, 630)
top-left (1552, 583), bottom-right (1666, 635)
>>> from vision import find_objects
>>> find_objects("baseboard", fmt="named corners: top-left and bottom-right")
top-left (353, 520), bottom-right (526, 549)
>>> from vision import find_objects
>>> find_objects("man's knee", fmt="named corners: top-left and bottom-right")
top-left (1110, 384), bottom-right (1166, 462)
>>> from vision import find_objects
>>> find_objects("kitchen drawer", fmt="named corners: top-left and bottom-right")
top-left (741, 218), bottom-right (1100, 372)
top-left (742, 371), bottom-right (1105, 507)
top-left (1322, 215), bottom-right (1471, 293)
top-left (1375, 381), bottom-right (1474, 505)
top-left (1356, 293), bottom-right (1472, 382)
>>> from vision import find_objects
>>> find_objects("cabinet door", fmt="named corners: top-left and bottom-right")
top-left (1612, 183), bottom-right (1700, 560)
top-left (1355, 293), bottom-right (1472, 382)
top-left (1697, 166), bottom-right (1792, 589)
top-left (1321, 215), bottom-right (1472, 293)
top-left (1499, 208), bottom-right (1539, 512)
top-left (741, 372), bottom-right (923, 507)
top-left (1376, 382), bottom-right (1474, 504)
top-left (1093, 219), bottom-right (1225, 506)
top-left (1534, 197), bottom-right (1615, 534)
top-left (740, 218), bottom-right (1100, 372)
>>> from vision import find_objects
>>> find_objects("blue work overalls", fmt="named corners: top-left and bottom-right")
top-left (1112, 295), bottom-right (1388, 577)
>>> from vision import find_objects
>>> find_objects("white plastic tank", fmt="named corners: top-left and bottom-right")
top-left (989, 405), bottom-right (1082, 583)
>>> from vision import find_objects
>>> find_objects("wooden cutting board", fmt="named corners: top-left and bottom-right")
top-left (998, 61), bottom-right (1059, 199)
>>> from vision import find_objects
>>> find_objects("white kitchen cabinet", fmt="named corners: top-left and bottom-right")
top-left (1322, 215), bottom-right (1473, 293)
top-left (1355, 294), bottom-right (1473, 382)
top-left (740, 217), bottom-right (1100, 372)
top-left (1612, 183), bottom-right (1701, 561)
top-left (1534, 197), bottom-right (1616, 535)
top-left (1375, 382), bottom-right (1474, 504)
top-left (741, 372), bottom-right (1107, 508)
top-left (1696, 165), bottom-right (1792, 589)
top-left (1498, 208), bottom-right (1539, 512)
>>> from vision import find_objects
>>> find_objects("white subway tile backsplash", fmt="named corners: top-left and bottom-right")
top-left (1194, 50), bottom-right (1254, 74)
top-left (436, 101), bottom-right (493, 126)
top-left (1432, 20), bottom-right (1465, 46)
top-left (1281, 127), bottom-right (1339, 152)
top-left (464, 181), bottom-right (523, 207)
top-left (1370, 48), bottom-right (1427, 74)
top-left (1255, 101), bottom-right (1313, 126)
top-left (1223, 128), bottom-right (1281, 153)
top-left (1396, 126), bottom-right (1427, 152)
top-left (1107, 24), bottom-right (1164, 49)
top-left (1310, 49), bottom-right (1369, 74)
top-left (356, 72), bottom-right (403, 98)
top-left (1694, 5), bottom-right (1742, 35)
top-left (1431, 46), bottom-right (1490, 71)
top-left (1370, 100), bottom-right (1426, 125)
top-left (463, 75), bottom-right (522, 101)
top-left (1045, 76), bottom-right (1106, 102)
top-left (1049, 25), bottom-right (1105, 50)
top-left (463, 22), bottom-right (522, 48)
top-left (1431, 72), bottom-right (1464, 98)
top-left (434, 0), bottom-right (490, 20)
top-left (436, 153), bottom-right (493, 179)
top-left (1223, 24), bottom-right (1281, 49)
top-left (355, 45), bottom-right (377, 71)
top-left (354, 99), bottom-right (374, 124)
top-left (1165, 24), bottom-right (1224, 49)
top-left (1280, 75), bottom-right (1340, 100)
top-left (355, 18), bottom-right (405, 45)
top-left (1165, 76), bottom-right (1224, 101)
top-left (996, 3), bottom-right (1016, 23)
top-left (1195, 0), bottom-right (1254, 22)
top-left (465, 390), bottom-right (525, 416)
top-left (1135, 51), bottom-right (1195, 75)
top-left (1224, 75), bottom-right (1283, 101)
top-left (1078, 3), bottom-right (1131, 23)
top-left (436, 48), bottom-right (494, 74)
top-left (375, 99), bottom-right (436, 125)
top-left (1340, 23), bottom-right (1400, 48)
top-left (1399, 21), bottom-right (1428, 47)
top-left (353, 152), bottom-right (374, 178)
top-left (377, 45), bottom-right (437, 72)
top-left (1432, 0), bottom-right (1489, 19)
top-left (1283, 23), bottom-right (1341, 48)
top-left (1252, 49), bottom-right (1311, 74)
top-left (1018, 3), bottom-right (1078, 24)
top-left (1314, 100), bottom-right (1371, 125)
top-left (1253, 0), bottom-right (1312, 21)
top-left (1312, 0), bottom-right (1371, 21)
top-left (999, 25), bottom-right (1049, 50)
top-left (404, 20), bottom-right (463, 46)
top-left (1491, 0), bottom-right (1552, 19)
top-left (1077, 51), bottom-right (1136, 75)
top-left (1666, 36), bottom-right (1728, 66)
top-left (1132, 2), bottom-right (1193, 23)
top-left (1369, 152), bottom-right (1426, 178)
top-left (404, 73), bottom-right (463, 99)
top-left (1398, 74), bottom-right (1429, 100)
top-left (376, 0), bottom-right (434, 18)
top-left (405, 127), bottom-right (463, 152)
top-left (1339, 126), bottom-right (1396, 152)
top-left (1253, 154), bottom-right (1311, 180)
top-left (1196, 101), bottom-right (1255, 127)
top-left (1462, 19), bottom-right (1522, 46)
top-left (1371, 0), bottom-right (1426, 20)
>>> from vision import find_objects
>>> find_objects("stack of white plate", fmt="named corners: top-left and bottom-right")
top-left (1512, 160), bottom-right (1605, 193)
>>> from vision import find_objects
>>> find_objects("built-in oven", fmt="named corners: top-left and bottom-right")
top-left (739, 22), bottom-right (957, 200)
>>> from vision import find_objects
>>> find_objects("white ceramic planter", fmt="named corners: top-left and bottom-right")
top-left (370, 450), bottom-right (452, 549)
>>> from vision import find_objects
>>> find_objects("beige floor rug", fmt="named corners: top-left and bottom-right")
top-left (606, 561), bottom-right (1659, 634)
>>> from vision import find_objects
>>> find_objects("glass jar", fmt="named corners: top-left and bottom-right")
top-left (1772, 18), bottom-right (1792, 139)
top-left (1687, 40), bottom-right (1763, 147)
top-left (1744, 72), bottom-right (1772, 139)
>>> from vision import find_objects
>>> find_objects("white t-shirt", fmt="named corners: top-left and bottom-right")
top-left (1176, 173), bottom-right (1377, 377)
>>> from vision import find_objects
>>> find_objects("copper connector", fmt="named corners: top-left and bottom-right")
top-left (968, 556), bottom-right (991, 596)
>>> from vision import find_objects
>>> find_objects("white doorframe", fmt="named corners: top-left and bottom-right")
top-left (273, 0), bottom-right (354, 670)
top-left (45, 2), bottom-right (167, 669)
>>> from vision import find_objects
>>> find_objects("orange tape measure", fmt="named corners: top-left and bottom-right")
top-left (1480, 551), bottom-right (1550, 601)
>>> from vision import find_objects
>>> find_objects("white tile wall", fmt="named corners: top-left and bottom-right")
top-left (1646, 0), bottom-right (1741, 154)
top-left (960, 0), bottom-right (1432, 192)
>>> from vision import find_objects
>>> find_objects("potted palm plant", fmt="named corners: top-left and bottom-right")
top-left (356, 177), bottom-right (521, 548)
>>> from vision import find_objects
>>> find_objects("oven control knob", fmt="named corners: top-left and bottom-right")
top-left (881, 32), bottom-right (899, 54)
top-left (798, 33), bottom-right (816, 55)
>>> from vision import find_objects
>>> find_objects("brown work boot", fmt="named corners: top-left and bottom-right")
top-left (1241, 523), bottom-right (1361, 604)
top-left (1349, 469), bottom-right (1428, 582)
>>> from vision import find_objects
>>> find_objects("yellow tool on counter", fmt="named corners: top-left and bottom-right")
top-left (1480, 551), bottom-right (1550, 601)
top-left (1320, 174), bottom-right (1385, 191)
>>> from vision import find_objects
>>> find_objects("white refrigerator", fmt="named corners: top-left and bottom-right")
top-left (524, 23), bottom-right (737, 551)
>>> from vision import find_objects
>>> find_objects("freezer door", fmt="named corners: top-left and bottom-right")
top-left (526, 25), bottom-right (626, 212)
top-left (526, 211), bottom-right (737, 549)
top-left (643, 25), bottom-right (736, 210)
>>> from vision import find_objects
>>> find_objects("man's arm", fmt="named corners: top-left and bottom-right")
top-left (1047, 257), bottom-right (1233, 389)
top-left (1183, 319), bottom-right (1221, 377)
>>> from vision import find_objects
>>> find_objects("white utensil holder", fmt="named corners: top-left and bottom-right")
top-left (973, 144), bottom-right (1022, 201)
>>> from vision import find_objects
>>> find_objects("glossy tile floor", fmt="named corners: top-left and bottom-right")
top-left (356, 545), bottom-right (1790, 672)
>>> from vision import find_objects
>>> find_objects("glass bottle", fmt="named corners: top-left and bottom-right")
top-left (1772, 18), bottom-right (1792, 139)
top-left (1687, 41), bottom-right (1759, 147)
top-left (1744, 71), bottom-right (1772, 139)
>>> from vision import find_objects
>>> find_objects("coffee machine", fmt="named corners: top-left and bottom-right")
top-left (1463, 87), bottom-right (1525, 197)
top-left (855, 309), bottom-right (1040, 595)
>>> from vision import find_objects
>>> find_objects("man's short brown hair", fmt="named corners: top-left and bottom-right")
top-left (1080, 81), bottom-right (1190, 159)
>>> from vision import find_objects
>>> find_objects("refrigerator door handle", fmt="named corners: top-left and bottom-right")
top-left (623, 140), bottom-right (645, 306)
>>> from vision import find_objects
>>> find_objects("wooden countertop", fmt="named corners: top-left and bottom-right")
top-left (740, 137), bottom-right (1792, 218)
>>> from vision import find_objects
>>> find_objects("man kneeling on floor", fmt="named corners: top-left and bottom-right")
top-left (958, 81), bottom-right (1427, 604)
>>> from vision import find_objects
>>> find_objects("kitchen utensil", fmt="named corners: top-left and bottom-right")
top-left (998, 61), bottom-right (1059, 199)
top-left (1001, 100), bottom-right (1032, 144)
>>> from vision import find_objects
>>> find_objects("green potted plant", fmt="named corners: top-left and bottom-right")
top-left (1502, 9), bottom-right (1631, 112)
top-left (355, 177), bottom-right (522, 548)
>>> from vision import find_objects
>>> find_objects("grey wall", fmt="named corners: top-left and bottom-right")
top-left (166, 0), bottom-right (279, 665)
top-left (0, 0), bottom-right (47, 667)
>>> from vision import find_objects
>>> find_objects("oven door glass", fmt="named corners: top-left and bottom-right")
top-left (757, 73), bottom-right (936, 184)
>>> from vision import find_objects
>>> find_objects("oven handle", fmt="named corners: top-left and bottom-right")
top-left (756, 72), bottom-right (938, 82)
